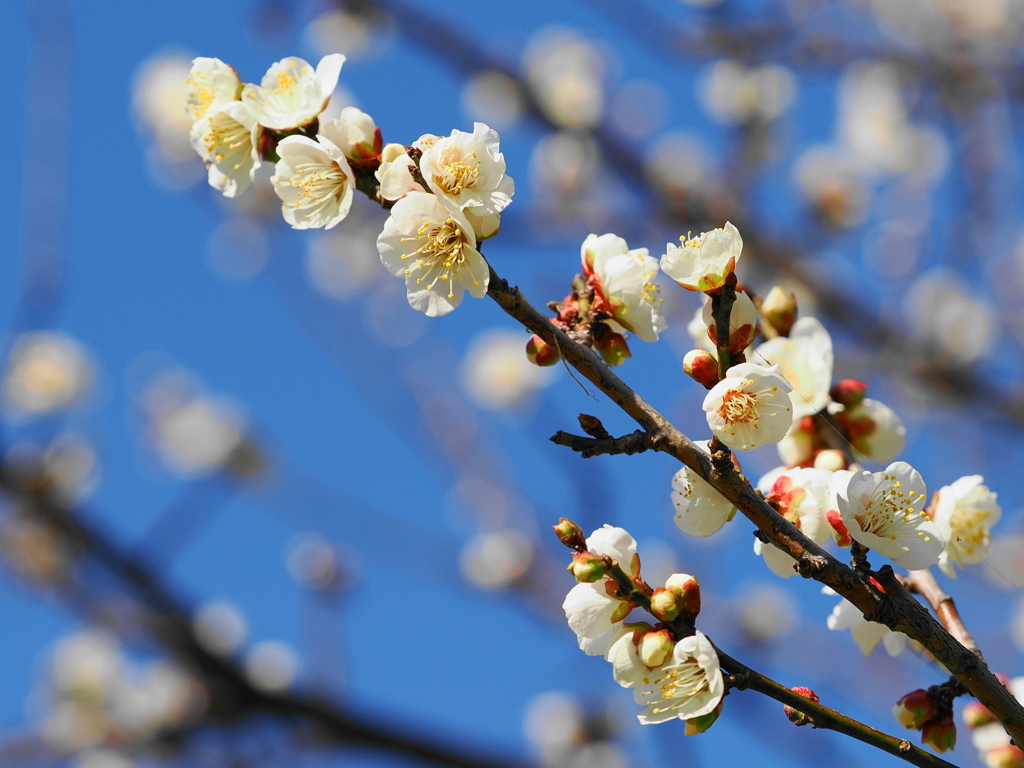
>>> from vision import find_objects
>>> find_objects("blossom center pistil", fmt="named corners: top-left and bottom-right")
top-left (433, 151), bottom-right (480, 196)
top-left (204, 113), bottom-right (249, 168)
top-left (288, 161), bottom-right (347, 205)
top-left (718, 389), bottom-right (758, 424)
top-left (400, 218), bottom-right (478, 300)
top-left (638, 660), bottom-right (709, 715)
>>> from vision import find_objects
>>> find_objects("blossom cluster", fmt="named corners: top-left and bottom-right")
top-left (557, 522), bottom-right (724, 729)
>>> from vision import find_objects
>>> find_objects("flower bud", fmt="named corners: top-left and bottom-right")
top-left (526, 335), bottom-right (560, 367)
top-left (685, 700), bottom-right (724, 735)
top-left (830, 379), bottom-right (867, 408)
top-left (594, 328), bottom-right (631, 367)
top-left (962, 701), bottom-right (996, 729)
top-left (649, 588), bottom-right (681, 622)
top-left (665, 572), bottom-right (701, 618)
top-left (683, 349), bottom-right (720, 389)
top-left (784, 687), bottom-right (819, 726)
top-left (986, 745), bottom-right (1024, 768)
top-left (638, 629), bottom-right (674, 667)
top-left (568, 552), bottom-right (605, 582)
top-left (761, 286), bottom-right (798, 337)
top-left (921, 714), bottom-right (956, 753)
top-left (893, 689), bottom-right (937, 729)
top-left (813, 449), bottom-right (846, 471)
top-left (553, 518), bottom-right (586, 550)
top-left (380, 142), bottom-right (407, 164)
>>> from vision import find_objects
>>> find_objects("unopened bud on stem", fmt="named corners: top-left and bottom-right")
top-left (638, 628), bottom-right (674, 667)
top-left (553, 518), bottom-right (586, 550)
top-left (784, 687), bottom-right (819, 726)
top-left (761, 286), bottom-right (798, 337)
top-left (568, 552), bottom-right (605, 582)
top-left (830, 379), bottom-right (868, 407)
top-left (527, 334), bottom-right (560, 367)
top-left (683, 349), bottom-right (719, 389)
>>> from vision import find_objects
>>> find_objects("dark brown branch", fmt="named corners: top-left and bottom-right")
top-left (485, 263), bottom-right (1024, 746)
top-left (717, 650), bottom-right (959, 768)
top-left (550, 428), bottom-right (659, 458)
top-left (902, 568), bottom-right (981, 657)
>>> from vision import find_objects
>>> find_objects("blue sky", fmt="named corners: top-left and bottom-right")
top-left (2, 1), bottom-right (1022, 767)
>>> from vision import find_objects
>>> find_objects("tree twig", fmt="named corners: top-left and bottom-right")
top-left (901, 568), bottom-right (981, 657)
top-left (550, 428), bottom-right (659, 458)
top-left (716, 649), bottom-right (959, 768)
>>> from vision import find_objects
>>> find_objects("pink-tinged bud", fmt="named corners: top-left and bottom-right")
top-left (784, 687), bottom-right (819, 726)
top-left (553, 518), bottom-right (586, 550)
top-left (649, 588), bottom-right (680, 622)
top-left (761, 286), bottom-right (798, 337)
top-left (921, 715), bottom-right (956, 753)
top-left (963, 701), bottom-right (997, 729)
top-left (594, 328), bottom-right (631, 366)
top-left (826, 509), bottom-right (852, 547)
top-left (830, 379), bottom-right (868, 407)
top-left (685, 700), bottom-right (724, 735)
top-left (683, 349), bottom-right (720, 389)
top-left (893, 689), bottom-right (937, 730)
top-left (813, 449), bottom-right (847, 471)
top-left (986, 745), bottom-right (1024, 768)
top-left (568, 552), bottom-right (605, 582)
top-left (526, 335), bottom-right (560, 367)
top-left (665, 572), bottom-right (702, 619)
top-left (638, 629), bottom-right (674, 667)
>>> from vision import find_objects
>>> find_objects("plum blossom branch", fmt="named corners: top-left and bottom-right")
top-left (715, 649), bottom-right (960, 768)
top-left (588, 555), bottom-right (954, 767)
top-left (484, 263), bottom-right (1024, 745)
top-left (901, 568), bottom-right (980, 657)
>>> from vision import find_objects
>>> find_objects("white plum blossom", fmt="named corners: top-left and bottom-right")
top-left (319, 107), bottom-right (379, 164)
top-left (754, 317), bottom-right (833, 418)
top-left (185, 57), bottom-right (240, 126)
top-left (932, 475), bottom-right (1001, 578)
top-left (832, 398), bottom-right (906, 464)
top-left (582, 234), bottom-right (666, 343)
top-left (753, 467), bottom-right (832, 578)
top-left (834, 461), bottom-right (943, 570)
top-left (419, 123), bottom-right (514, 239)
top-left (608, 629), bottom-right (725, 725)
top-left (824, 588), bottom-right (907, 656)
top-left (702, 363), bottom-right (793, 450)
top-left (660, 222), bottom-right (742, 292)
top-left (190, 102), bottom-right (261, 197)
top-left (563, 525), bottom-right (640, 656)
top-left (376, 191), bottom-right (488, 317)
top-left (271, 135), bottom-right (355, 229)
top-left (671, 441), bottom-right (735, 537)
top-left (241, 54), bottom-right (345, 131)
